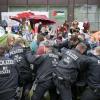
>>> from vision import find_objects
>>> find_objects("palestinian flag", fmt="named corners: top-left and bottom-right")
top-left (52, 11), bottom-right (65, 19)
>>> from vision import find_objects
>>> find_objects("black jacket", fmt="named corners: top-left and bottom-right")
top-left (86, 54), bottom-right (100, 89)
top-left (9, 44), bottom-right (45, 84)
top-left (35, 52), bottom-right (59, 83)
top-left (0, 56), bottom-right (18, 100)
top-left (55, 48), bottom-right (85, 83)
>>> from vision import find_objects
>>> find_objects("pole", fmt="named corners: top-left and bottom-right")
top-left (7, 0), bottom-right (8, 12)
top-left (67, 0), bottom-right (75, 24)
top-left (47, 0), bottom-right (49, 11)
top-left (73, 0), bottom-right (75, 20)
top-left (87, 0), bottom-right (88, 19)
top-left (98, 8), bottom-right (99, 30)
top-left (27, 0), bottom-right (28, 10)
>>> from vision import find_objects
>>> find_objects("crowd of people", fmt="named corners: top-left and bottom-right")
top-left (0, 19), bottom-right (100, 100)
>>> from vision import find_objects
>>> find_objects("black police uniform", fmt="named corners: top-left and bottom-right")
top-left (53, 48), bottom-right (85, 100)
top-left (8, 44), bottom-right (44, 100)
top-left (8, 44), bottom-right (33, 85)
top-left (80, 54), bottom-right (100, 100)
top-left (0, 56), bottom-right (18, 100)
top-left (31, 52), bottom-right (59, 100)
top-left (72, 55), bottom-right (88, 100)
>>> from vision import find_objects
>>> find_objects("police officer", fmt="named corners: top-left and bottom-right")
top-left (31, 47), bottom-right (60, 100)
top-left (80, 47), bottom-right (100, 100)
top-left (0, 44), bottom-right (19, 100)
top-left (53, 43), bottom-right (87, 100)
top-left (6, 35), bottom-right (41, 100)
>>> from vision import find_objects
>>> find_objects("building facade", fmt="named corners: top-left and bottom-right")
top-left (0, 0), bottom-right (100, 31)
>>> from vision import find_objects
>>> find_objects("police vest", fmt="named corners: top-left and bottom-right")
top-left (56, 50), bottom-right (82, 83)
top-left (0, 59), bottom-right (14, 79)
top-left (9, 46), bottom-right (24, 63)
top-left (58, 50), bottom-right (79, 68)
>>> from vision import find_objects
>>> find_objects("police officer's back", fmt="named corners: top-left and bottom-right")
top-left (7, 36), bottom-right (38, 100)
top-left (7, 36), bottom-right (45, 84)
top-left (54, 44), bottom-right (87, 83)
top-left (80, 47), bottom-right (100, 100)
top-left (52, 43), bottom-right (87, 100)
top-left (87, 50), bottom-right (100, 89)
top-left (0, 45), bottom-right (18, 100)
top-left (36, 49), bottom-right (59, 83)
top-left (31, 47), bottom-right (60, 100)
top-left (8, 38), bottom-right (33, 84)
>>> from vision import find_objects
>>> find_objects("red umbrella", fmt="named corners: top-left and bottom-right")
top-left (31, 15), bottom-right (47, 19)
top-left (29, 15), bottom-right (56, 25)
top-left (41, 19), bottom-right (56, 25)
top-left (17, 11), bottom-right (35, 19)
top-left (30, 15), bottom-right (47, 22)
top-left (9, 16), bottom-right (21, 22)
top-left (10, 11), bottom-right (35, 23)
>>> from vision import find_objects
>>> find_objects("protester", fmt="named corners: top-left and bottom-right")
top-left (70, 20), bottom-right (80, 34)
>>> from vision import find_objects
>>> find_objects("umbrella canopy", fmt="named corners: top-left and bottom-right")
top-left (29, 15), bottom-right (56, 25)
top-left (41, 19), bottom-right (56, 25)
top-left (17, 11), bottom-right (35, 19)
top-left (10, 12), bottom-right (56, 25)
top-left (9, 15), bottom-right (21, 22)
top-left (91, 31), bottom-right (100, 41)
top-left (30, 15), bottom-right (48, 23)
top-left (10, 11), bottom-right (35, 22)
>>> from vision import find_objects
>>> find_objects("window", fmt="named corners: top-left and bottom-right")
top-left (74, 5), bottom-right (100, 31)
top-left (9, 6), bottom-right (27, 12)
top-left (99, 7), bottom-right (100, 29)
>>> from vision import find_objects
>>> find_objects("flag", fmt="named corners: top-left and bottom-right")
top-left (52, 11), bottom-right (65, 19)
